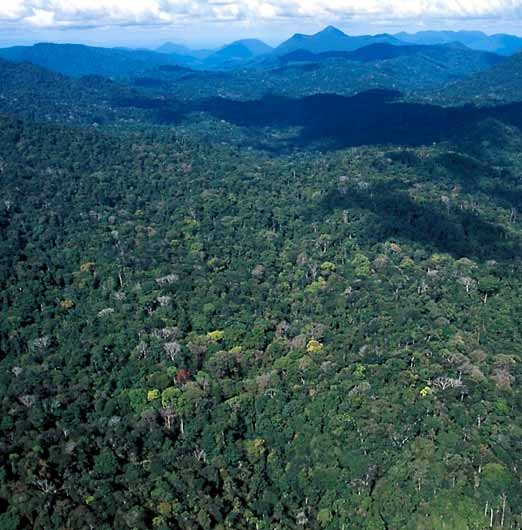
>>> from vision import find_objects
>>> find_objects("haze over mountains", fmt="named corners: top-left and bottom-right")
top-left (396, 30), bottom-right (522, 56)
top-left (1, 24), bottom-right (522, 136)
top-left (273, 26), bottom-right (403, 55)
top-left (0, 24), bottom-right (521, 114)
top-left (2, 26), bottom-right (522, 77)
top-left (0, 24), bottom-right (522, 132)
top-left (0, 42), bottom-right (199, 78)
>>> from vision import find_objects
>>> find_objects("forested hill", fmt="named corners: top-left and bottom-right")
top-left (259, 42), bottom-right (503, 69)
top-left (0, 42), bottom-right (198, 78)
top-left (0, 58), bottom-right (185, 127)
top-left (423, 52), bottom-right (522, 106)
top-left (0, 58), bottom-right (126, 124)
top-left (123, 46), bottom-right (506, 102)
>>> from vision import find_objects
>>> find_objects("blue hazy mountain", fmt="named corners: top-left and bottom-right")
top-left (203, 39), bottom-right (274, 68)
top-left (274, 26), bottom-right (403, 55)
top-left (0, 42), bottom-right (198, 78)
top-left (396, 30), bottom-right (522, 56)
top-left (156, 42), bottom-right (214, 59)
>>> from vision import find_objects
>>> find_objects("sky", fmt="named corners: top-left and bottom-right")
top-left (1, 0), bottom-right (522, 48)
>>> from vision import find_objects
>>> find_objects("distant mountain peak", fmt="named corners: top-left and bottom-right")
top-left (275, 27), bottom-right (401, 55)
top-left (203, 39), bottom-right (273, 68)
top-left (319, 25), bottom-right (346, 37)
top-left (234, 38), bottom-right (270, 46)
top-left (214, 39), bottom-right (272, 54)
top-left (156, 42), bottom-right (213, 60)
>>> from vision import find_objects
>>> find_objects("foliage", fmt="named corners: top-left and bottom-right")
top-left (2, 47), bottom-right (522, 529)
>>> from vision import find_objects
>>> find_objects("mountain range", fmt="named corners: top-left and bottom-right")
top-left (123, 41), bottom-right (507, 104)
top-left (0, 42), bottom-right (198, 78)
top-left (154, 26), bottom-right (522, 67)
top-left (396, 30), bottom-right (522, 56)
top-left (273, 26), bottom-right (402, 55)
top-left (3, 26), bottom-right (522, 78)
top-left (0, 25), bottom-right (522, 111)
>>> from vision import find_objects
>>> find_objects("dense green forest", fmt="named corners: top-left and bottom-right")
top-left (2, 33), bottom-right (522, 530)
top-left (425, 53), bottom-right (522, 106)
top-left (122, 45), bottom-right (504, 102)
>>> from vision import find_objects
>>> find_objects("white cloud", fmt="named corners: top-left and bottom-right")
top-left (0, 0), bottom-right (30, 21)
top-left (1, 0), bottom-right (522, 29)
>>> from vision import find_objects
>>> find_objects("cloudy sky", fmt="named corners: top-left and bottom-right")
top-left (1, 0), bottom-right (522, 48)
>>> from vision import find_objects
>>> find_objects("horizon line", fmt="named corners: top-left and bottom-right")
top-left (2, 24), bottom-right (522, 51)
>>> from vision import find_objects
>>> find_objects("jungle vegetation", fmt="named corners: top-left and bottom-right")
top-left (1, 39), bottom-right (522, 530)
